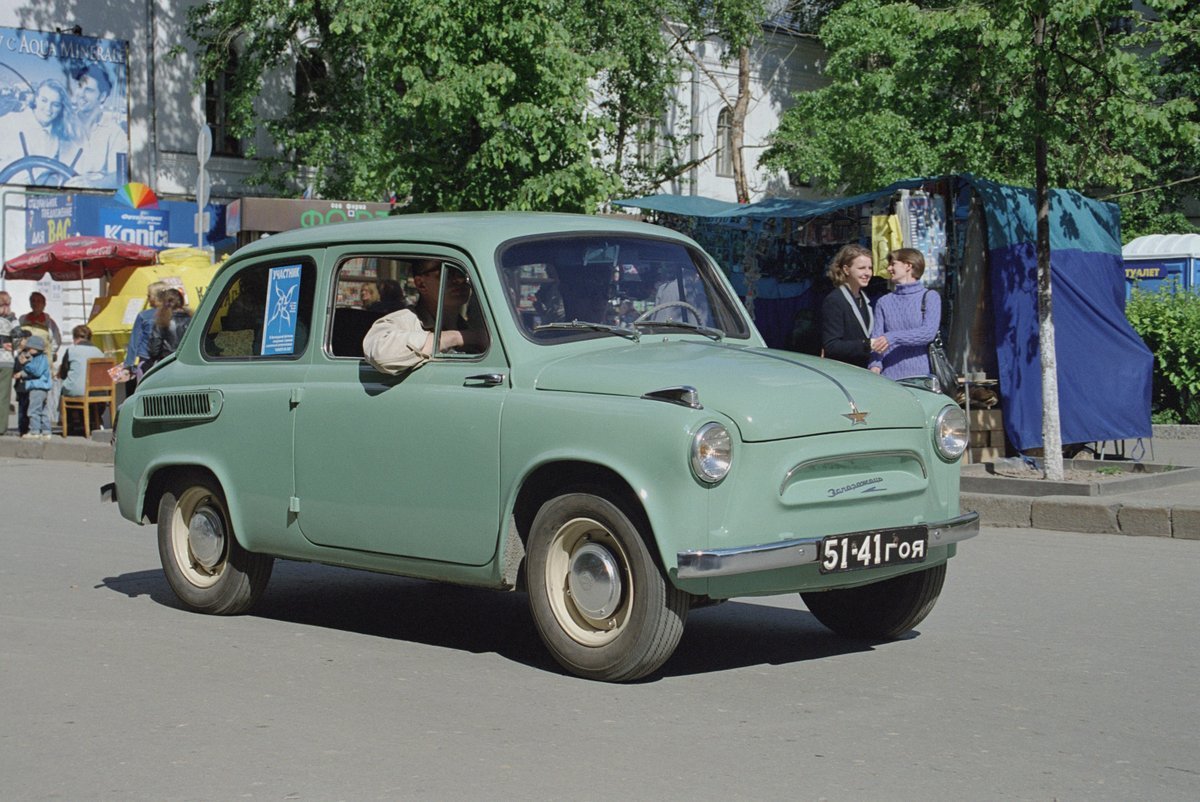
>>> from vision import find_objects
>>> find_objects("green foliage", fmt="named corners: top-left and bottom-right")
top-left (1126, 287), bottom-right (1200, 424)
top-left (761, 0), bottom-right (1200, 235)
top-left (183, 0), bottom-right (678, 211)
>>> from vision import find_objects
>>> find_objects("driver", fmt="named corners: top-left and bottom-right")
top-left (650, 265), bottom-right (711, 326)
top-left (363, 259), bottom-right (487, 374)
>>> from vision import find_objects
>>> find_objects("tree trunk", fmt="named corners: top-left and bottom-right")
top-left (1034, 11), bottom-right (1064, 481)
top-left (730, 46), bottom-right (751, 204)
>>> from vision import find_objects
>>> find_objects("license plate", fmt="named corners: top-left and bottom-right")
top-left (819, 526), bottom-right (928, 574)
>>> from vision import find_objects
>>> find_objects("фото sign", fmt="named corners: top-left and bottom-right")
top-left (226, 197), bottom-right (391, 235)
top-left (0, 27), bottom-right (130, 190)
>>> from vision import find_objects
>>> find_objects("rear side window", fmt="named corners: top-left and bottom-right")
top-left (202, 260), bottom-right (317, 359)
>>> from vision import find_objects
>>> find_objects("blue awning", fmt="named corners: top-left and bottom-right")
top-left (611, 195), bottom-right (747, 217)
top-left (614, 178), bottom-right (934, 221)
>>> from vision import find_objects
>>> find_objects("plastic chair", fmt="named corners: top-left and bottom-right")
top-left (60, 358), bottom-right (116, 439)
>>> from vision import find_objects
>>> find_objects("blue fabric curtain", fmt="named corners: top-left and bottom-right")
top-left (972, 177), bottom-right (1153, 449)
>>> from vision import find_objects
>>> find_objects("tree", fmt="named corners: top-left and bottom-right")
top-left (661, 1), bottom-right (845, 203)
top-left (182, 0), bottom-right (678, 212)
top-left (664, 1), bottom-right (772, 203)
top-left (762, 0), bottom-right (1198, 221)
top-left (1105, 0), bottom-right (1200, 238)
top-left (762, 0), bottom-right (1199, 478)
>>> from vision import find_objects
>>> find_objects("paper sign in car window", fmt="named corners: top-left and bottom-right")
top-left (261, 264), bottom-right (302, 356)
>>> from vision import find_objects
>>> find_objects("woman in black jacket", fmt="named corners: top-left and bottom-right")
top-left (145, 288), bottom-right (192, 370)
top-left (819, 244), bottom-right (888, 367)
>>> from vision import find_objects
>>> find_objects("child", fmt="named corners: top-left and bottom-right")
top-left (17, 335), bottom-right (53, 439)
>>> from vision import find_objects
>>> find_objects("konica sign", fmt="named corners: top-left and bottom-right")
top-left (100, 207), bottom-right (170, 248)
top-left (24, 193), bottom-right (228, 251)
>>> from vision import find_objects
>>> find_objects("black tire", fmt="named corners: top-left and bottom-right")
top-left (800, 563), bottom-right (946, 640)
top-left (157, 472), bottom-right (273, 615)
top-left (526, 492), bottom-right (688, 682)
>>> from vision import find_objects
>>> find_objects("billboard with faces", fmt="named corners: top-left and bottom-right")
top-left (0, 27), bottom-right (129, 189)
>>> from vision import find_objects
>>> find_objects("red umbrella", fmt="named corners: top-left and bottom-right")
top-left (4, 236), bottom-right (159, 281)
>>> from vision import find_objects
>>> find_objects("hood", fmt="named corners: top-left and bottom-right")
top-left (533, 341), bottom-right (929, 441)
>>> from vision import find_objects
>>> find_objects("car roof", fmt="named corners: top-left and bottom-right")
top-left (230, 211), bottom-right (691, 261)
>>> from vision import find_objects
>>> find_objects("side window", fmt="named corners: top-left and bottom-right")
top-left (202, 260), bottom-right (316, 359)
top-left (329, 256), bottom-right (412, 358)
top-left (330, 256), bottom-right (490, 361)
top-left (428, 262), bottom-right (491, 359)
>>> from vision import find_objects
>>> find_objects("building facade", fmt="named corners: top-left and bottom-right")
top-left (1, 2), bottom-right (822, 328)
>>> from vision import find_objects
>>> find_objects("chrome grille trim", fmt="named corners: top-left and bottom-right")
top-left (779, 449), bottom-right (927, 496)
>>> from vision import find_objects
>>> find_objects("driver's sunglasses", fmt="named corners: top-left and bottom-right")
top-left (418, 267), bottom-right (468, 283)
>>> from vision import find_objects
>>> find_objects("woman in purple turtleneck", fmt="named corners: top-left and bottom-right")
top-left (868, 248), bottom-right (940, 379)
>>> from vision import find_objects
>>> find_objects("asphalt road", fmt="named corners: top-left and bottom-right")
top-left (3, 457), bottom-right (1198, 801)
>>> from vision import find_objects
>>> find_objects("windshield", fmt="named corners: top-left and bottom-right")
top-left (498, 234), bottom-right (751, 342)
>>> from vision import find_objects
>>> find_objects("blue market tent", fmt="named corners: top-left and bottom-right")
top-left (968, 179), bottom-right (1152, 449)
top-left (615, 175), bottom-right (1153, 451)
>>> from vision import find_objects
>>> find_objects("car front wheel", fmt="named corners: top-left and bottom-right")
top-left (800, 563), bottom-right (946, 640)
top-left (157, 472), bottom-right (273, 615)
top-left (526, 492), bottom-right (688, 682)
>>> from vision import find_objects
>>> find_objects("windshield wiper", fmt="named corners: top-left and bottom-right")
top-left (534, 321), bottom-right (640, 341)
top-left (631, 319), bottom-right (724, 341)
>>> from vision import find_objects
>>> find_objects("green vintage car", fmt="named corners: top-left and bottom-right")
top-left (108, 212), bottom-right (977, 682)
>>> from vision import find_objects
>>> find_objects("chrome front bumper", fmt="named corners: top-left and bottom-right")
top-left (675, 512), bottom-right (980, 580)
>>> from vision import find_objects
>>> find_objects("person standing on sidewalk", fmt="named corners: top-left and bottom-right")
top-left (123, 280), bottom-right (168, 387)
top-left (16, 335), bottom-right (52, 439)
top-left (0, 291), bottom-right (17, 435)
top-left (17, 291), bottom-right (61, 435)
top-left (867, 248), bottom-right (940, 380)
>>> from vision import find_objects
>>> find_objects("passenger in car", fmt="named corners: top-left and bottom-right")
top-left (362, 260), bottom-right (486, 374)
top-left (366, 279), bottom-right (406, 315)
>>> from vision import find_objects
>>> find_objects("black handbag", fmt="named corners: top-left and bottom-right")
top-left (922, 291), bottom-right (957, 396)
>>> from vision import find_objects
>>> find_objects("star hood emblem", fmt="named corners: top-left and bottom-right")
top-left (842, 406), bottom-right (870, 426)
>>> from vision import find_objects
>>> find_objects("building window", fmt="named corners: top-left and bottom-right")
top-left (716, 107), bottom-right (733, 178)
top-left (637, 120), bottom-right (667, 170)
top-left (205, 49), bottom-right (243, 157)
top-left (293, 49), bottom-right (327, 126)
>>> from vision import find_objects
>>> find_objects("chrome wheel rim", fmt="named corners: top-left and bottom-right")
top-left (171, 487), bottom-right (227, 588)
top-left (543, 517), bottom-right (631, 646)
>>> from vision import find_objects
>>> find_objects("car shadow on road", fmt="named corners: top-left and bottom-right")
top-left (100, 560), bottom-right (898, 680)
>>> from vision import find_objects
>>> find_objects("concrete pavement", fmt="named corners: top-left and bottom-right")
top-left (959, 430), bottom-right (1200, 539)
top-left (4, 407), bottom-right (1197, 539)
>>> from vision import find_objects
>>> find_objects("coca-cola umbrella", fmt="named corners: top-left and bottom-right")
top-left (4, 236), bottom-right (159, 282)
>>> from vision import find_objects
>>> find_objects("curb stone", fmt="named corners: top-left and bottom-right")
top-left (0, 437), bottom-right (113, 465)
top-left (1174, 506), bottom-right (1200, 540)
top-left (1031, 495), bottom-right (1122, 534)
top-left (1116, 500), bottom-right (1173, 538)
top-left (961, 493), bottom-right (1032, 528)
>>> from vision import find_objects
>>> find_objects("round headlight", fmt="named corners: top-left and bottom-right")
top-left (691, 422), bottom-right (732, 484)
top-left (934, 405), bottom-right (969, 461)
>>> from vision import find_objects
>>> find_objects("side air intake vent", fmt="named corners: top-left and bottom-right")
top-left (136, 390), bottom-right (223, 421)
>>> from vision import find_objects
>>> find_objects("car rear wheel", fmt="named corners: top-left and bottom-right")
top-left (527, 492), bottom-right (688, 682)
top-left (157, 472), bottom-right (273, 615)
top-left (800, 563), bottom-right (946, 640)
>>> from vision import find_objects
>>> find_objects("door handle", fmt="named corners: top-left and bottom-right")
top-left (464, 373), bottom-right (505, 387)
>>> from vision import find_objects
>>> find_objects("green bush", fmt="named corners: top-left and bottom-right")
top-left (1126, 286), bottom-right (1200, 425)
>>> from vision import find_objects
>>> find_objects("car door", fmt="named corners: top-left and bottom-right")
top-left (189, 254), bottom-right (317, 544)
top-left (292, 248), bottom-right (509, 565)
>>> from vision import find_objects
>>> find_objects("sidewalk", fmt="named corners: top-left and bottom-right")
top-left (3, 408), bottom-right (1198, 539)
top-left (960, 430), bottom-right (1200, 539)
